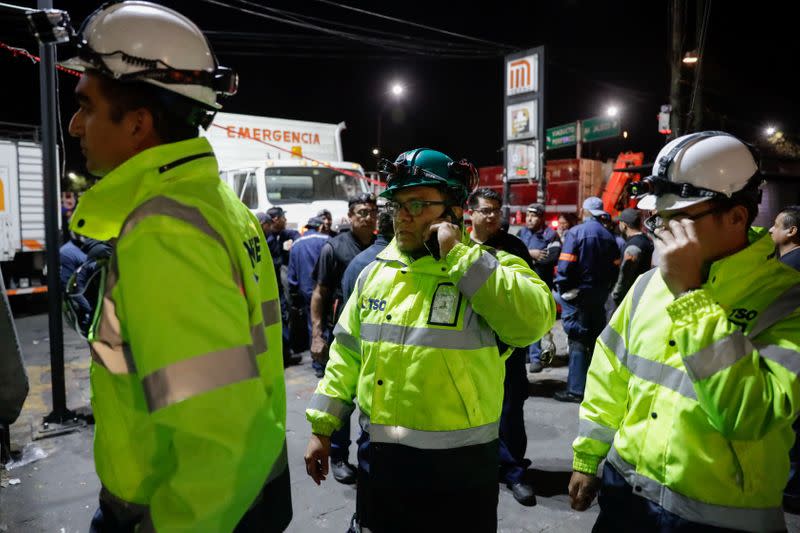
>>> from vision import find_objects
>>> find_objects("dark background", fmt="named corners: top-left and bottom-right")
top-left (1, 1), bottom-right (798, 174)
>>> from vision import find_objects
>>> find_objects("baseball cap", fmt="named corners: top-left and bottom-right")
top-left (582, 196), bottom-right (608, 217)
top-left (267, 207), bottom-right (286, 220)
top-left (317, 209), bottom-right (332, 218)
top-left (305, 216), bottom-right (324, 229)
top-left (527, 203), bottom-right (545, 215)
top-left (616, 208), bottom-right (640, 227)
top-left (256, 212), bottom-right (270, 224)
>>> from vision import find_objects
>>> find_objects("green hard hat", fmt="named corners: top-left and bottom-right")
top-left (378, 148), bottom-right (479, 205)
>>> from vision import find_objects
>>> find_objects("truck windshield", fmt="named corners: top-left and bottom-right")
top-left (264, 167), bottom-right (367, 204)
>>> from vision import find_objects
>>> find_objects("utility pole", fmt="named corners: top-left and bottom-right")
top-left (689, 0), bottom-right (705, 132)
top-left (669, 0), bottom-right (684, 139)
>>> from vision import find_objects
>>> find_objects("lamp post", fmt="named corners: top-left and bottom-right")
top-left (376, 81), bottom-right (405, 160)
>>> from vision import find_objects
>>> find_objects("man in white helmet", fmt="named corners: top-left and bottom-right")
top-left (568, 131), bottom-right (800, 531)
top-left (61, 2), bottom-right (291, 531)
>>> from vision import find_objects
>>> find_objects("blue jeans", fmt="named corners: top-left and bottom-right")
top-left (558, 287), bottom-right (609, 396)
top-left (528, 340), bottom-right (542, 364)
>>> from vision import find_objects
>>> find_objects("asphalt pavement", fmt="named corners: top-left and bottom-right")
top-left (2, 311), bottom-right (798, 532)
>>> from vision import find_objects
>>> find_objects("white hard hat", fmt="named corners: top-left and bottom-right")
top-left (634, 131), bottom-right (758, 212)
top-left (62, 1), bottom-right (237, 121)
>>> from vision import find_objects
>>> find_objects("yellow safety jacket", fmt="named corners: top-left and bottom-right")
top-left (71, 137), bottom-right (291, 532)
top-left (574, 228), bottom-right (800, 531)
top-left (306, 237), bottom-right (555, 476)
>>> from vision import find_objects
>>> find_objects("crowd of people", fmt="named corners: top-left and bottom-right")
top-left (0, 2), bottom-right (793, 532)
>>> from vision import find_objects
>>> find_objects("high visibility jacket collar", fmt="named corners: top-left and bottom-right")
top-left (70, 137), bottom-right (217, 241)
top-left (376, 231), bottom-right (473, 272)
top-left (706, 227), bottom-right (772, 284)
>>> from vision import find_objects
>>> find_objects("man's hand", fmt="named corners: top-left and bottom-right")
top-left (529, 248), bottom-right (545, 262)
top-left (282, 239), bottom-right (294, 252)
top-left (655, 218), bottom-right (704, 296)
top-left (310, 334), bottom-right (329, 364)
top-left (304, 434), bottom-right (332, 485)
top-left (568, 471), bottom-right (600, 511)
top-left (427, 221), bottom-right (461, 259)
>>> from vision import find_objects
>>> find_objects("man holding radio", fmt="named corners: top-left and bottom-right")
top-left (304, 148), bottom-right (555, 531)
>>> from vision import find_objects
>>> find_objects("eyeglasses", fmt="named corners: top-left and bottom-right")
top-left (473, 207), bottom-right (501, 216)
top-left (63, 257), bottom-right (107, 339)
top-left (353, 208), bottom-right (378, 218)
top-left (386, 200), bottom-right (447, 217)
top-left (643, 203), bottom-right (725, 234)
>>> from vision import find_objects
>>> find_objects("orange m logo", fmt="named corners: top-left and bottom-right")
top-left (509, 59), bottom-right (531, 90)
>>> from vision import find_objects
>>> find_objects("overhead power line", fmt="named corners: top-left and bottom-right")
top-left (309, 0), bottom-right (517, 51)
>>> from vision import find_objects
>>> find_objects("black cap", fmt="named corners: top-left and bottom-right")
top-left (256, 212), bottom-right (270, 224)
top-left (267, 207), bottom-right (286, 220)
top-left (348, 192), bottom-right (377, 208)
top-left (616, 208), bottom-right (641, 227)
top-left (305, 216), bottom-right (324, 229)
top-left (317, 209), bottom-right (332, 218)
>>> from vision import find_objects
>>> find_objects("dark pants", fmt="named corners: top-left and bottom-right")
top-left (354, 430), bottom-right (499, 532)
top-left (558, 287), bottom-right (609, 396)
top-left (90, 468), bottom-right (293, 533)
top-left (330, 416), bottom-right (352, 463)
top-left (498, 348), bottom-right (530, 484)
top-left (594, 463), bottom-right (750, 533)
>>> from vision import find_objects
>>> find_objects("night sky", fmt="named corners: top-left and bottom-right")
top-left (1, 1), bottom-right (798, 174)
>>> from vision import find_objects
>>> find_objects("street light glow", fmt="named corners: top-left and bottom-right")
top-left (372, 148), bottom-right (380, 156)
top-left (390, 83), bottom-right (404, 97)
top-left (606, 105), bottom-right (619, 117)
top-left (67, 172), bottom-right (77, 180)
top-left (765, 126), bottom-right (777, 136)
top-left (683, 50), bottom-right (699, 65)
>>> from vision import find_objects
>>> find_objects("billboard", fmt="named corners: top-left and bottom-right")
top-left (506, 100), bottom-right (537, 141)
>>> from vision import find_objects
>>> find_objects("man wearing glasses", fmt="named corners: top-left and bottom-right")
top-left (305, 148), bottom-right (555, 531)
top-left (469, 188), bottom-right (539, 507)
top-left (569, 131), bottom-right (800, 531)
top-left (309, 192), bottom-right (377, 484)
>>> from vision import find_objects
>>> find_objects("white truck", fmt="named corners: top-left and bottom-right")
top-left (203, 112), bottom-right (372, 230)
top-left (0, 128), bottom-right (48, 297)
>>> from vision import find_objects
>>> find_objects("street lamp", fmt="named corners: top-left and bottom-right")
top-left (682, 49), bottom-right (699, 65)
top-left (376, 81), bottom-right (406, 159)
top-left (606, 105), bottom-right (620, 117)
top-left (765, 125), bottom-right (777, 136)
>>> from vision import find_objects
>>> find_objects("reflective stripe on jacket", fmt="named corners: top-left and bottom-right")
top-left (573, 227), bottom-right (800, 531)
top-left (70, 137), bottom-right (290, 532)
top-left (306, 236), bottom-right (556, 445)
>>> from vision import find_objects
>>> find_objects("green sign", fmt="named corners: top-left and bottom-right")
top-left (545, 122), bottom-right (578, 150)
top-left (581, 116), bottom-right (621, 142)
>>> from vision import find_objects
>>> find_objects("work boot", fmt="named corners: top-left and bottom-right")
top-left (331, 459), bottom-right (357, 485)
top-left (554, 390), bottom-right (583, 403)
top-left (507, 481), bottom-right (537, 506)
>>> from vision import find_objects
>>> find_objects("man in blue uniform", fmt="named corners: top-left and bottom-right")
top-left (288, 217), bottom-right (330, 354)
top-left (554, 196), bottom-right (620, 402)
top-left (267, 207), bottom-right (301, 366)
top-left (516, 203), bottom-right (561, 373)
